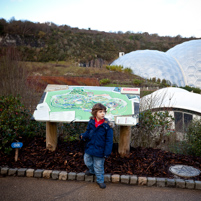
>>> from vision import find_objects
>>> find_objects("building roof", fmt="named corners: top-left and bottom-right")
top-left (141, 87), bottom-right (201, 114)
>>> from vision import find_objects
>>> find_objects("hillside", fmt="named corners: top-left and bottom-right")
top-left (0, 18), bottom-right (198, 65)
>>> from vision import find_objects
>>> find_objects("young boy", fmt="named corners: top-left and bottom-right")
top-left (80, 103), bottom-right (113, 189)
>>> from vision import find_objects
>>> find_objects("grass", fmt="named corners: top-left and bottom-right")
top-left (23, 61), bottom-right (110, 76)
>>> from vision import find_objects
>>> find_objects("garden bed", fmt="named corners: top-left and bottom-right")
top-left (0, 136), bottom-right (201, 180)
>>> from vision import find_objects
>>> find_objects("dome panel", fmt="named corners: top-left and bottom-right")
top-left (187, 74), bottom-right (196, 83)
top-left (196, 70), bottom-right (201, 77)
top-left (186, 66), bottom-right (196, 74)
top-left (195, 79), bottom-right (201, 86)
top-left (195, 61), bottom-right (201, 70)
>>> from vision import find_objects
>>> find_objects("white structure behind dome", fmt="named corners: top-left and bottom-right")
top-left (111, 39), bottom-right (201, 89)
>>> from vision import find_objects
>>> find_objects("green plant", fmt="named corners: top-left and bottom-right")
top-left (161, 79), bottom-right (166, 85)
top-left (106, 65), bottom-right (123, 72)
top-left (131, 110), bottom-right (174, 148)
top-left (123, 67), bottom-right (132, 74)
top-left (168, 141), bottom-right (191, 155)
top-left (192, 87), bottom-right (201, 94)
top-left (58, 122), bottom-right (87, 142)
top-left (133, 79), bottom-right (143, 86)
top-left (157, 78), bottom-right (161, 83)
top-left (185, 119), bottom-right (201, 156)
top-left (180, 85), bottom-right (201, 94)
top-left (100, 78), bottom-right (111, 85)
top-left (0, 95), bottom-right (45, 154)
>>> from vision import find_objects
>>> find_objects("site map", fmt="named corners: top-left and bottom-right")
top-left (45, 86), bottom-right (134, 121)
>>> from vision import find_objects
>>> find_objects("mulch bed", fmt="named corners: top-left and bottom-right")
top-left (1, 136), bottom-right (201, 180)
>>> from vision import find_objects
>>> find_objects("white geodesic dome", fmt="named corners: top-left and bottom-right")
top-left (111, 50), bottom-right (185, 87)
top-left (110, 39), bottom-right (201, 88)
top-left (167, 40), bottom-right (201, 88)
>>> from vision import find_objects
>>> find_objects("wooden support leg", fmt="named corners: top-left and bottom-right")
top-left (15, 148), bottom-right (19, 162)
top-left (46, 122), bottom-right (57, 151)
top-left (118, 126), bottom-right (131, 157)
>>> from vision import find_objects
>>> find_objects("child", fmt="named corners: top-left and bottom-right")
top-left (80, 103), bottom-right (113, 189)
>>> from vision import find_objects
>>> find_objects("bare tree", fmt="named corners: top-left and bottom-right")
top-left (0, 47), bottom-right (39, 111)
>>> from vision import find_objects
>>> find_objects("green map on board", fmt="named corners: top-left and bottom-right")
top-left (45, 88), bottom-right (133, 121)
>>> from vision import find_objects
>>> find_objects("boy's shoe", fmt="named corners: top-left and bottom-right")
top-left (97, 182), bottom-right (106, 189)
top-left (85, 170), bottom-right (95, 176)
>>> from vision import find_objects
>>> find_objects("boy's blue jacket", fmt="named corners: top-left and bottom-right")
top-left (80, 117), bottom-right (113, 158)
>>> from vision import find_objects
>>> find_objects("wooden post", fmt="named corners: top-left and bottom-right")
top-left (14, 148), bottom-right (19, 162)
top-left (118, 126), bottom-right (131, 157)
top-left (46, 122), bottom-right (57, 151)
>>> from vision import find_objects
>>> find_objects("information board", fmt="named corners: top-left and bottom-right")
top-left (33, 85), bottom-right (140, 125)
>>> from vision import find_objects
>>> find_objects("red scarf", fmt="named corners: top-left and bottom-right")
top-left (95, 118), bottom-right (105, 128)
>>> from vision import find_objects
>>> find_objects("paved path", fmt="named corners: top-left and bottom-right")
top-left (1, 177), bottom-right (201, 201)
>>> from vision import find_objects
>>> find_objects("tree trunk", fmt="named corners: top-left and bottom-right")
top-left (118, 126), bottom-right (131, 157)
top-left (46, 122), bottom-right (57, 151)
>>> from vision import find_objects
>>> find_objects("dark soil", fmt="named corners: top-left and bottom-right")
top-left (1, 136), bottom-right (201, 180)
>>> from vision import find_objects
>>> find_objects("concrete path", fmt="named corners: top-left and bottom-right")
top-left (1, 177), bottom-right (201, 201)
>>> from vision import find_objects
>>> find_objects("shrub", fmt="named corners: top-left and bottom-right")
top-left (185, 119), bottom-right (201, 156)
top-left (192, 87), bottom-right (201, 94)
top-left (123, 68), bottom-right (132, 74)
top-left (181, 85), bottom-right (192, 92)
top-left (131, 110), bottom-right (174, 147)
top-left (180, 86), bottom-right (201, 94)
top-left (0, 95), bottom-right (45, 154)
top-left (157, 78), bottom-right (161, 83)
top-left (106, 65), bottom-right (123, 72)
top-left (38, 31), bottom-right (46, 38)
top-left (100, 78), bottom-right (111, 85)
top-left (133, 79), bottom-right (143, 86)
top-left (168, 141), bottom-right (192, 156)
top-left (169, 119), bottom-right (201, 156)
top-left (58, 122), bottom-right (87, 142)
top-left (161, 79), bottom-right (166, 85)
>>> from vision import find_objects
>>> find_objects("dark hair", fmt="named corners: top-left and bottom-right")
top-left (91, 103), bottom-right (107, 118)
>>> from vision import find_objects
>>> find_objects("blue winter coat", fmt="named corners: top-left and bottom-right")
top-left (80, 118), bottom-right (113, 158)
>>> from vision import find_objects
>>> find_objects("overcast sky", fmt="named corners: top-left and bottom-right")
top-left (1, 0), bottom-right (201, 38)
